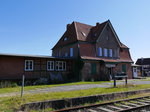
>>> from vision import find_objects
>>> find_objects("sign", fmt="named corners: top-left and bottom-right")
top-left (105, 64), bottom-right (116, 68)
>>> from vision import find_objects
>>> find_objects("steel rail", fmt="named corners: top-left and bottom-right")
top-left (51, 96), bottom-right (150, 112)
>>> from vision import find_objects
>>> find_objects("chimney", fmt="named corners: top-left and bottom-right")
top-left (96, 22), bottom-right (100, 26)
top-left (67, 24), bottom-right (71, 29)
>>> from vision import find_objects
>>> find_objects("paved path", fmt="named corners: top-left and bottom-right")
top-left (0, 79), bottom-right (150, 97)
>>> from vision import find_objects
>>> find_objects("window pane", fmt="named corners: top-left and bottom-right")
top-left (98, 47), bottom-right (102, 56)
top-left (25, 60), bottom-right (33, 71)
top-left (109, 49), bottom-right (112, 57)
top-left (104, 48), bottom-right (108, 57)
top-left (70, 48), bottom-right (73, 57)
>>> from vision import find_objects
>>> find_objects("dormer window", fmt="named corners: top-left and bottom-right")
top-left (81, 32), bottom-right (86, 37)
top-left (63, 37), bottom-right (68, 41)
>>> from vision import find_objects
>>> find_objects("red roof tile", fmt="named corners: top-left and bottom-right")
top-left (81, 56), bottom-right (133, 63)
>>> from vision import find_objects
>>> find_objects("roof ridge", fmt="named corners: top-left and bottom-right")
top-left (73, 21), bottom-right (93, 27)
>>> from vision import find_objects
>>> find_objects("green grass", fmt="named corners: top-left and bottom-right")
top-left (1, 78), bottom-right (150, 111)
top-left (0, 81), bottom-right (111, 94)
top-left (1, 83), bottom-right (150, 111)
top-left (1, 77), bottom-right (150, 95)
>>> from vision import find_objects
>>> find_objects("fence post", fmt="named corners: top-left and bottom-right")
top-left (114, 76), bottom-right (116, 88)
top-left (125, 77), bottom-right (127, 85)
top-left (21, 75), bottom-right (25, 98)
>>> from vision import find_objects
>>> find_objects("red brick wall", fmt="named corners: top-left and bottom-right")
top-left (0, 56), bottom-right (74, 81)
top-left (115, 63), bottom-right (132, 79)
top-left (52, 43), bottom-right (79, 58)
top-left (0, 56), bottom-right (24, 79)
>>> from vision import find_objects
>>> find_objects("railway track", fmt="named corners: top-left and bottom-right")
top-left (52, 96), bottom-right (150, 112)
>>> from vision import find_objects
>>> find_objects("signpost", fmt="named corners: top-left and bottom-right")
top-left (113, 73), bottom-right (128, 88)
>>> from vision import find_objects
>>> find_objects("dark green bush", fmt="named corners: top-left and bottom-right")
top-left (0, 81), bottom-right (18, 88)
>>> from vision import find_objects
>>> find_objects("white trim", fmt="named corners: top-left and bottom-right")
top-left (25, 60), bottom-right (33, 71)
top-left (55, 61), bottom-right (66, 71)
top-left (47, 61), bottom-right (54, 71)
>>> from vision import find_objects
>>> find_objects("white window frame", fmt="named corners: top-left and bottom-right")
top-left (47, 61), bottom-right (54, 71)
top-left (104, 48), bottom-right (108, 57)
top-left (25, 60), bottom-right (33, 71)
top-left (55, 61), bottom-right (66, 71)
top-left (70, 48), bottom-right (73, 57)
top-left (98, 47), bottom-right (102, 56)
top-left (109, 49), bottom-right (113, 57)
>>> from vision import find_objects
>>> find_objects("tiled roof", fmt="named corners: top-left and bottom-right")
top-left (0, 53), bottom-right (72, 59)
top-left (136, 58), bottom-right (150, 65)
top-left (120, 43), bottom-right (128, 48)
top-left (81, 56), bottom-right (133, 63)
top-left (52, 21), bottom-right (108, 49)
top-left (53, 20), bottom-right (129, 49)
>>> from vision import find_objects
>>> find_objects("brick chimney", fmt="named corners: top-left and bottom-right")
top-left (96, 22), bottom-right (100, 26)
top-left (67, 24), bottom-right (71, 29)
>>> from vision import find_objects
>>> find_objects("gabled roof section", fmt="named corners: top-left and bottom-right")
top-left (96, 20), bottom-right (123, 47)
top-left (52, 20), bottom-right (129, 49)
top-left (52, 22), bottom-right (78, 50)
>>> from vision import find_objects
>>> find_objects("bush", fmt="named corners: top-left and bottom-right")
top-left (0, 81), bottom-right (18, 88)
top-left (33, 78), bottom-right (49, 85)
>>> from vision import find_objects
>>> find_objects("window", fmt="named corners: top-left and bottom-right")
top-left (98, 47), bottom-right (102, 56)
top-left (70, 48), bottom-right (73, 57)
top-left (81, 32), bottom-right (86, 37)
top-left (25, 60), bottom-right (33, 71)
top-left (63, 37), bottom-right (68, 41)
top-left (47, 61), bottom-right (54, 71)
top-left (109, 49), bottom-right (113, 57)
top-left (55, 61), bottom-right (66, 71)
top-left (104, 48), bottom-right (108, 57)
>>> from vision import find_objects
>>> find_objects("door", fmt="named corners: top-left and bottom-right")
top-left (133, 67), bottom-right (138, 78)
top-left (91, 63), bottom-right (96, 75)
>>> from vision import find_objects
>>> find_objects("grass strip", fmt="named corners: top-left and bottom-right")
top-left (1, 84), bottom-right (150, 111)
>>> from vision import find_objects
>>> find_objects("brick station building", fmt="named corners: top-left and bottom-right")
top-left (0, 20), bottom-right (133, 83)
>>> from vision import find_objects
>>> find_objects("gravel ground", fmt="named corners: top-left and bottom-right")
top-left (1, 79), bottom-right (150, 97)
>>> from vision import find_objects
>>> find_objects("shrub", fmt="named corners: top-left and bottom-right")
top-left (0, 81), bottom-right (18, 88)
